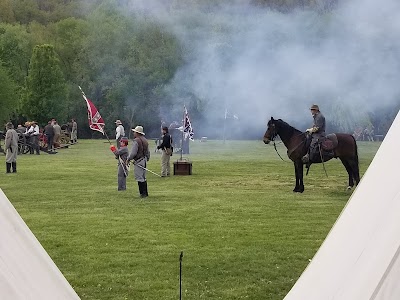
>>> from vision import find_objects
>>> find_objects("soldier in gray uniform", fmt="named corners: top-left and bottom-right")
top-left (71, 119), bottom-right (78, 144)
top-left (115, 119), bottom-right (125, 149)
top-left (111, 137), bottom-right (129, 191)
top-left (5, 122), bottom-right (19, 173)
top-left (302, 104), bottom-right (326, 163)
top-left (127, 125), bottom-right (150, 198)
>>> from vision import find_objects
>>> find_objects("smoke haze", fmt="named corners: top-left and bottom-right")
top-left (121, 0), bottom-right (400, 136)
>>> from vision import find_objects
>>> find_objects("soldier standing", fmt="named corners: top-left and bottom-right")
top-left (53, 121), bottom-right (61, 148)
top-left (115, 119), bottom-right (125, 149)
top-left (27, 121), bottom-right (40, 155)
top-left (111, 137), bottom-right (129, 191)
top-left (71, 119), bottom-right (78, 144)
top-left (5, 122), bottom-right (18, 173)
top-left (157, 126), bottom-right (172, 177)
top-left (127, 126), bottom-right (150, 198)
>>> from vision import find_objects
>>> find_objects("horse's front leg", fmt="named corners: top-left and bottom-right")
top-left (293, 162), bottom-right (299, 192)
top-left (293, 161), bottom-right (304, 193)
top-left (297, 160), bottom-right (304, 193)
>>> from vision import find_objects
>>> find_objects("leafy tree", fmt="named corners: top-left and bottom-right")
top-left (0, 0), bottom-right (15, 23)
top-left (77, 1), bottom-right (182, 135)
top-left (22, 44), bottom-right (67, 124)
top-left (0, 63), bottom-right (17, 125)
top-left (53, 17), bottom-right (88, 82)
top-left (0, 23), bottom-right (35, 121)
top-left (11, 0), bottom-right (44, 24)
top-left (0, 23), bottom-right (33, 85)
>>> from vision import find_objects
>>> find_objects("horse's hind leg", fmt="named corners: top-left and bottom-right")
top-left (348, 158), bottom-right (360, 185)
top-left (340, 158), bottom-right (354, 189)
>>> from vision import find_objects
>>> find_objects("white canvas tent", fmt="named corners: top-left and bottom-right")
top-left (284, 110), bottom-right (400, 300)
top-left (0, 188), bottom-right (80, 299)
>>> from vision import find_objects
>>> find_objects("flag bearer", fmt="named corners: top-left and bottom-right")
top-left (111, 137), bottom-right (129, 191)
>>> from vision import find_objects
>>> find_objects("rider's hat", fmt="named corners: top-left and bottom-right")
top-left (310, 104), bottom-right (320, 111)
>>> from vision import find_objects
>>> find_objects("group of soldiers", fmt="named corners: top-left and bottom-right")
top-left (353, 125), bottom-right (375, 141)
top-left (2, 118), bottom-right (78, 173)
top-left (16, 119), bottom-right (77, 153)
top-left (111, 121), bottom-right (150, 198)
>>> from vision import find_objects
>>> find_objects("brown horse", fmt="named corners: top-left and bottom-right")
top-left (263, 117), bottom-right (360, 193)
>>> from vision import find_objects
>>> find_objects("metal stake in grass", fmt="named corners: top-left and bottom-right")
top-left (179, 251), bottom-right (184, 300)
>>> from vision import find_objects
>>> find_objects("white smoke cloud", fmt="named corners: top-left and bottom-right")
top-left (123, 0), bottom-right (400, 135)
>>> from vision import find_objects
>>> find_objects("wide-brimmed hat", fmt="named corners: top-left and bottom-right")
top-left (310, 104), bottom-right (320, 111)
top-left (115, 119), bottom-right (122, 125)
top-left (132, 125), bottom-right (145, 135)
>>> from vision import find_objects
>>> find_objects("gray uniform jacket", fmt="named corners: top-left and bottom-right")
top-left (115, 146), bottom-right (129, 176)
top-left (128, 136), bottom-right (150, 182)
top-left (5, 129), bottom-right (18, 163)
top-left (312, 112), bottom-right (326, 137)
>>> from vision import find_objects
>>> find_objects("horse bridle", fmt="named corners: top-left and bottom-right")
top-left (267, 123), bottom-right (287, 161)
top-left (267, 123), bottom-right (278, 142)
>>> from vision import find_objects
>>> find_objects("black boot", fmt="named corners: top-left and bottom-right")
top-left (11, 162), bottom-right (16, 173)
top-left (138, 181), bottom-right (148, 198)
top-left (142, 181), bottom-right (148, 197)
top-left (137, 181), bottom-right (143, 196)
top-left (6, 163), bottom-right (11, 173)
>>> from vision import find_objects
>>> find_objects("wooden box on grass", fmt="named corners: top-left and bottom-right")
top-left (173, 160), bottom-right (192, 175)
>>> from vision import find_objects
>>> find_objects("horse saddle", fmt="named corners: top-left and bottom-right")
top-left (319, 134), bottom-right (338, 151)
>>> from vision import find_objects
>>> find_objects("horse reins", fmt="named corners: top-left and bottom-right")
top-left (271, 132), bottom-right (306, 162)
top-left (273, 141), bottom-right (288, 162)
top-left (318, 143), bottom-right (329, 177)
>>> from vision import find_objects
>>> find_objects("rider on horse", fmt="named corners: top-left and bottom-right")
top-left (302, 104), bottom-right (326, 164)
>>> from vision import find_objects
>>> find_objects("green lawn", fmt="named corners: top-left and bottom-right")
top-left (0, 140), bottom-right (380, 300)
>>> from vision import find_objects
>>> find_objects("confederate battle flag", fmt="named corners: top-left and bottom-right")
top-left (79, 86), bottom-right (105, 134)
top-left (183, 105), bottom-right (194, 141)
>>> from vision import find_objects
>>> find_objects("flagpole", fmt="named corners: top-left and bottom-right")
top-left (79, 85), bottom-right (127, 177)
top-left (78, 85), bottom-right (85, 96)
top-left (179, 251), bottom-right (184, 300)
top-left (180, 105), bottom-right (184, 161)
top-left (223, 108), bottom-right (226, 144)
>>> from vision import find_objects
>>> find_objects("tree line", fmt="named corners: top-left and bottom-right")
top-left (0, 0), bottom-right (184, 138)
top-left (0, 0), bottom-right (397, 139)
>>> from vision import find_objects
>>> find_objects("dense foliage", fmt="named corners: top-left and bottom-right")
top-left (0, 0), bottom-right (398, 137)
top-left (22, 44), bottom-right (67, 123)
top-left (0, 0), bottom-right (183, 137)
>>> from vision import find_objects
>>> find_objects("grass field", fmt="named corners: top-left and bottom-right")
top-left (0, 139), bottom-right (380, 300)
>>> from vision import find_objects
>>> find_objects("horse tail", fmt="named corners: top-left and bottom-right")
top-left (351, 135), bottom-right (360, 184)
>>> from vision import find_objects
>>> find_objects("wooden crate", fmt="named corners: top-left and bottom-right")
top-left (173, 160), bottom-right (192, 175)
